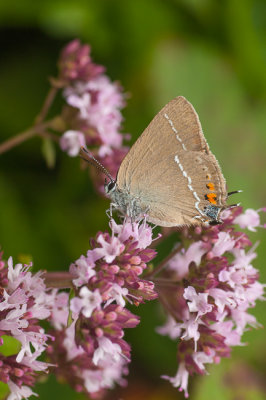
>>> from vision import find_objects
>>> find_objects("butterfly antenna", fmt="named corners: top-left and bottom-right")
top-left (79, 147), bottom-right (115, 182)
top-left (228, 190), bottom-right (243, 196)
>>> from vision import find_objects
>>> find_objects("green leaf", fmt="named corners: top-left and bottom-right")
top-left (0, 335), bottom-right (21, 357)
top-left (41, 138), bottom-right (56, 169)
top-left (67, 288), bottom-right (75, 327)
top-left (0, 382), bottom-right (9, 400)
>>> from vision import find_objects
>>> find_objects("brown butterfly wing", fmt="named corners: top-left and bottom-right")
top-left (117, 96), bottom-right (227, 227)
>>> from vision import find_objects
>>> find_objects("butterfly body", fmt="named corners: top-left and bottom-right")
top-left (82, 96), bottom-right (236, 227)
top-left (106, 182), bottom-right (147, 221)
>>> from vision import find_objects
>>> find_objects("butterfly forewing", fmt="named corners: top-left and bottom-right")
top-left (117, 96), bottom-right (227, 226)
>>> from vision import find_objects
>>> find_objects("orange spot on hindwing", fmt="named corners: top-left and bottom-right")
top-left (206, 182), bottom-right (215, 191)
top-left (205, 193), bottom-right (217, 205)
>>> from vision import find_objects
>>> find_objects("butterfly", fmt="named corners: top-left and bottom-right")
top-left (80, 96), bottom-right (240, 227)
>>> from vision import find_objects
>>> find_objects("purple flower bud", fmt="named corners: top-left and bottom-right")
top-left (58, 39), bottom-right (105, 84)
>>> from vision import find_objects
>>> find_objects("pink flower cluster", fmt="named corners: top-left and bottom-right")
top-left (0, 254), bottom-right (58, 400)
top-left (0, 207), bottom-right (265, 399)
top-left (47, 220), bottom-right (157, 397)
top-left (58, 39), bottom-right (105, 84)
top-left (58, 39), bottom-right (129, 180)
top-left (156, 207), bottom-right (266, 397)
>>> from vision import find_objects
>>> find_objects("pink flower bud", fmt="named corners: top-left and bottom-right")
top-left (129, 256), bottom-right (141, 265)
top-left (206, 251), bottom-right (214, 260)
top-left (106, 312), bottom-right (117, 321)
top-left (109, 264), bottom-right (120, 273)
top-left (95, 328), bottom-right (104, 337)
top-left (195, 226), bottom-right (202, 235)
top-left (131, 266), bottom-right (143, 275)
top-left (14, 368), bottom-right (24, 377)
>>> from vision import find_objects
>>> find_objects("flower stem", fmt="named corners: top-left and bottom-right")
top-left (0, 117), bottom-right (62, 155)
top-left (151, 277), bottom-right (179, 288)
top-left (38, 131), bottom-right (60, 142)
top-left (44, 271), bottom-right (74, 289)
top-left (35, 86), bottom-right (58, 125)
top-left (147, 244), bottom-right (181, 279)
top-left (0, 84), bottom-right (60, 155)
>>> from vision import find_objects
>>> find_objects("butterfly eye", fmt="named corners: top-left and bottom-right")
top-left (109, 181), bottom-right (116, 190)
top-left (105, 180), bottom-right (116, 193)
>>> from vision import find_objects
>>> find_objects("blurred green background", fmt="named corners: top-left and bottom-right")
top-left (0, 0), bottom-right (266, 399)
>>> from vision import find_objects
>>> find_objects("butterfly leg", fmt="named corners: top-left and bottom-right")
top-left (193, 215), bottom-right (206, 223)
top-left (106, 202), bottom-right (116, 219)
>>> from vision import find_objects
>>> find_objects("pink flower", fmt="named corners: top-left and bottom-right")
top-left (94, 233), bottom-right (125, 263)
top-left (98, 360), bottom-right (128, 389)
top-left (192, 350), bottom-right (215, 371)
top-left (212, 231), bottom-right (235, 257)
top-left (70, 287), bottom-right (102, 317)
top-left (81, 369), bottom-right (104, 393)
top-left (63, 76), bottom-right (125, 157)
top-left (168, 241), bottom-right (206, 279)
top-left (21, 354), bottom-right (53, 372)
top-left (234, 208), bottom-right (265, 232)
top-left (208, 287), bottom-right (236, 313)
top-left (49, 292), bottom-right (69, 330)
top-left (244, 281), bottom-right (265, 305)
top-left (211, 321), bottom-right (242, 346)
top-left (0, 304), bottom-right (28, 336)
top-left (92, 337), bottom-right (124, 366)
top-left (0, 289), bottom-right (27, 311)
top-left (69, 220), bottom-right (157, 307)
top-left (110, 219), bottom-right (153, 249)
top-left (0, 252), bottom-right (75, 399)
top-left (162, 362), bottom-right (189, 398)
top-left (64, 83), bottom-right (91, 116)
top-left (81, 356), bottom-right (128, 393)
top-left (7, 381), bottom-right (37, 400)
top-left (156, 316), bottom-right (182, 340)
top-left (179, 317), bottom-right (200, 350)
top-left (15, 330), bottom-right (50, 363)
top-left (60, 130), bottom-right (86, 156)
top-left (104, 283), bottom-right (129, 307)
top-left (231, 245), bottom-right (257, 269)
top-left (57, 40), bottom-right (130, 198)
top-left (183, 286), bottom-right (212, 320)
top-left (70, 255), bottom-right (97, 288)
top-left (62, 318), bottom-right (84, 361)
